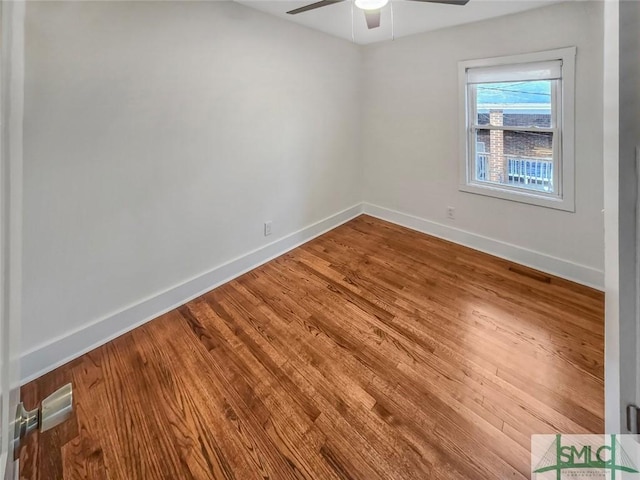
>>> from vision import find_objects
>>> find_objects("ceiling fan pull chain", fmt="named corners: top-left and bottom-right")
top-left (390, 0), bottom-right (395, 40)
top-left (351, 0), bottom-right (355, 43)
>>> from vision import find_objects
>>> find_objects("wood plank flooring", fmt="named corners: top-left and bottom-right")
top-left (20, 215), bottom-right (604, 479)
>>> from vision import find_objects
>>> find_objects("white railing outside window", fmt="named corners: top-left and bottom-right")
top-left (476, 153), bottom-right (553, 193)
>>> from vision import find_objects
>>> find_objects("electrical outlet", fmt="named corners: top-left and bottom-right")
top-left (264, 221), bottom-right (272, 236)
top-left (447, 206), bottom-right (455, 220)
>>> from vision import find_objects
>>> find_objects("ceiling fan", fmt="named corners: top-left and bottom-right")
top-left (287, 0), bottom-right (470, 30)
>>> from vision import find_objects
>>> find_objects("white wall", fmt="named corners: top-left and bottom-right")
top-left (22, 2), bottom-right (362, 358)
top-left (361, 1), bottom-right (604, 285)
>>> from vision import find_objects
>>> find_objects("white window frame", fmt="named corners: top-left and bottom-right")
top-left (458, 47), bottom-right (577, 212)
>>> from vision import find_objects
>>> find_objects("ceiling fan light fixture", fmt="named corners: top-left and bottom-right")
top-left (354, 0), bottom-right (389, 11)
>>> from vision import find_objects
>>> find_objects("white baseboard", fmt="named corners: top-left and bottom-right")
top-left (21, 201), bottom-right (604, 384)
top-left (363, 203), bottom-right (604, 291)
top-left (20, 204), bottom-right (364, 384)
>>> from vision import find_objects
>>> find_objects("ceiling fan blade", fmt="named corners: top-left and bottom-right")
top-left (286, 0), bottom-right (344, 15)
top-left (364, 9), bottom-right (381, 29)
top-left (406, 0), bottom-right (469, 5)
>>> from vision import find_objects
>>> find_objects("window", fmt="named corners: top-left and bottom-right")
top-left (458, 48), bottom-right (576, 211)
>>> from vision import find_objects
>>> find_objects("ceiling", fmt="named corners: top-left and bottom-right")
top-left (235, 0), bottom-right (568, 45)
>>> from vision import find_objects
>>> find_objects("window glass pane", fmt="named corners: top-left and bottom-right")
top-left (475, 80), bottom-right (552, 128)
top-left (474, 129), bottom-right (554, 193)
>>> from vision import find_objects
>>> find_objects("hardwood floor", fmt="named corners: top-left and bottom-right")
top-left (20, 215), bottom-right (604, 480)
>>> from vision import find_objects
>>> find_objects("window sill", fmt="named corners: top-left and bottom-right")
top-left (459, 182), bottom-right (575, 212)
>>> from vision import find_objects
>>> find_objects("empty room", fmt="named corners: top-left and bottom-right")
top-left (0, 0), bottom-right (637, 479)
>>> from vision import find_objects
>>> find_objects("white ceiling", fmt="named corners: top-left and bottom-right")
top-left (236, 0), bottom-right (568, 45)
